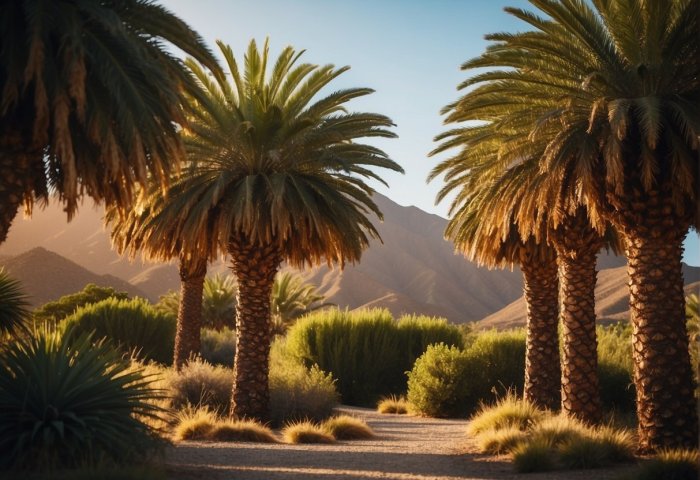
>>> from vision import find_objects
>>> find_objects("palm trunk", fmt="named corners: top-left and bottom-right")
top-left (228, 235), bottom-right (281, 421)
top-left (552, 209), bottom-right (603, 424)
top-left (520, 247), bottom-right (560, 411)
top-left (172, 257), bottom-right (207, 370)
top-left (626, 231), bottom-right (698, 452)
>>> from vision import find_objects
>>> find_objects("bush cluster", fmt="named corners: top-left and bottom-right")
top-left (285, 308), bottom-right (463, 405)
top-left (200, 327), bottom-right (236, 366)
top-left (60, 297), bottom-right (176, 364)
top-left (407, 329), bottom-right (526, 418)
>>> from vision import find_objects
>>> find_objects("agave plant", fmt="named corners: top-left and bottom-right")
top-left (0, 268), bottom-right (30, 337)
top-left (0, 327), bottom-right (164, 471)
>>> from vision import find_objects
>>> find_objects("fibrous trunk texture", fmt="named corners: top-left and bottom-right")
top-left (228, 235), bottom-right (282, 422)
top-left (607, 184), bottom-right (698, 452)
top-left (552, 209), bottom-right (603, 424)
top-left (0, 141), bottom-right (30, 245)
top-left (521, 250), bottom-right (560, 411)
top-left (627, 231), bottom-right (697, 451)
top-left (172, 257), bottom-right (207, 370)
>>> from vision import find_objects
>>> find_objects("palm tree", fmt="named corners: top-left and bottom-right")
top-left (168, 39), bottom-right (402, 421)
top-left (0, 0), bottom-right (219, 244)
top-left (270, 272), bottom-right (333, 335)
top-left (106, 185), bottom-right (217, 370)
top-left (431, 88), bottom-right (610, 421)
top-left (202, 274), bottom-right (238, 331)
top-left (452, 0), bottom-right (698, 450)
top-left (0, 269), bottom-right (30, 338)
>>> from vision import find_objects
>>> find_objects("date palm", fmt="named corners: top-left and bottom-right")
top-left (455, 0), bottom-right (698, 450)
top-left (0, 0), bottom-right (219, 244)
top-left (172, 39), bottom-right (402, 421)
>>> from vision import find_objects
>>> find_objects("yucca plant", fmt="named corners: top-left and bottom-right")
top-left (0, 328), bottom-right (164, 471)
top-left (0, 268), bottom-right (30, 338)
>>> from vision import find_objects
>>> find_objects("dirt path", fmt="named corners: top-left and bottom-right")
top-left (166, 406), bottom-right (635, 480)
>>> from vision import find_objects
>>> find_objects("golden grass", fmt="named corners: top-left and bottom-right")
top-left (625, 449), bottom-right (700, 480)
top-left (173, 407), bottom-right (217, 441)
top-left (476, 425), bottom-right (528, 455)
top-left (512, 437), bottom-right (556, 473)
top-left (467, 393), bottom-right (545, 437)
top-left (322, 415), bottom-right (375, 440)
top-left (208, 420), bottom-right (278, 443)
top-left (377, 395), bottom-right (409, 414)
top-left (282, 420), bottom-right (336, 444)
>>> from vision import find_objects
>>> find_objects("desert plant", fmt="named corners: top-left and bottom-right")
top-left (33, 284), bottom-right (129, 325)
top-left (60, 298), bottom-right (176, 364)
top-left (467, 394), bottom-right (545, 437)
top-left (269, 341), bottom-right (338, 426)
top-left (0, 328), bottom-right (163, 471)
top-left (200, 327), bottom-right (236, 367)
top-left (286, 308), bottom-right (463, 405)
top-left (407, 343), bottom-right (482, 418)
top-left (322, 415), bottom-right (374, 440)
top-left (0, 268), bottom-right (30, 337)
top-left (173, 407), bottom-right (217, 441)
top-left (467, 330), bottom-right (526, 399)
top-left (167, 359), bottom-right (232, 413)
top-left (512, 438), bottom-right (556, 473)
top-left (271, 272), bottom-right (332, 335)
top-left (476, 426), bottom-right (528, 455)
top-left (282, 421), bottom-right (335, 444)
top-left (627, 449), bottom-right (699, 480)
top-left (377, 395), bottom-right (409, 415)
top-left (207, 420), bottom-right (277, 443)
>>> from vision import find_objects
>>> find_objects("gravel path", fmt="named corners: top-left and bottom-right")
top-left (166, 406), bottom-right (636, 480)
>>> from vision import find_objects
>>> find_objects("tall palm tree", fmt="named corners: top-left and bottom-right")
top-left (453, 0), bottom-right (698, 450)
top-left (168, 39), bottom-right (402, 421)
top-left (431, 93), bottom-right (608, 421)
top-left (0, 0), bottom-right (219, 244)
top-left (0, 269), bottom-right (30, 338)
top-left (106, 184), bottom-right (218, 370)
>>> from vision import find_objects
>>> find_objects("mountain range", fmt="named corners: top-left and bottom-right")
top-left (1, 194), bottom-right (697, 326)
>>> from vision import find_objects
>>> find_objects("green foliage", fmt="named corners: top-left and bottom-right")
top-left (467, 393), bottom-right (545, 436)
top-left (271, 272), bottom-right (332, 335)
top-left (597, 323), bottom-right (635, 412)
top-left (285, 308), bottom-right (463, 405)
top-left (60, 298), bottom-right (176, 364)
top-left (407, 330), bottom-right (525, 418)
top-left (0, 328), bottom-right (163, 471)
top-left (407, 343), bottom-right (481, 418)
top-left (33, 284), bottom-right (129, 325)
top-left (512, 438), bottom-right (556, 473)
top-left (0, 269), bottom-right (30, 337)
top-left (200, 327), bottom-right (235, 367)
top-left (167, 359), bottom-right (232, 413)
top-left (269, 340), bottom-right (339, 427)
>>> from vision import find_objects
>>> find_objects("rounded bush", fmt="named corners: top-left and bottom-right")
top-left (0, 328), bottom-right (163, 471)
top-left (407, 343), bottom-right (486, 418)
top-left (60, 298), bottom-right (176, 364)
top-left (285, 308), bottom-right (463, 405)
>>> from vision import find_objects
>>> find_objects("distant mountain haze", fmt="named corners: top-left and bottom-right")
top-left (1, 194), bottom-right (697, 325)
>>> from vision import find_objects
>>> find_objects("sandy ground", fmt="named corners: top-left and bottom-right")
top-left (166, 406), bottom-right (637, 480)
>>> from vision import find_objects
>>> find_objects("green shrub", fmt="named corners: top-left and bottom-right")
top-left (269, 340), bottom-right (338, 426)
top-left (33, 284), bottom-right (128, 325)
top-left (0, 328), bottom-right (163, 471)
top-left (167, 359), bottom-right (232, 413)
top-left (407, 330), bottom-right (526, 418)
top-left (597, 324), bottom-right (635, 412)
top-left (60, 298), bottom-right (176, 364)
top-left (200, 327), bottom-right (235, 366)
top-left (407, 343), bottom-right (483, 418)
top-left (285, 308), bottom-right (463, 405)
top-left (512, 438), bottom-right (556, 473)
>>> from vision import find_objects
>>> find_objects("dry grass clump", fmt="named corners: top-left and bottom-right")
top-left (322, 415), bottom-right (375, 440)
top-left (208, 420), bottom-right (277, 443)
top-left (173, 407), bottom-right (217, 441)
top-left (467, 394), bottom-right (544, 436)
top-left (468, 399), bottom-right (636, 473)
top-left (476, 425), bottom-right (528, 454)
top-left (377, 395), bottom-right (409, 414)
top-left (282, 420), bottom-right (335, 444)
top-left (622, 449), bottom-right (699, 480)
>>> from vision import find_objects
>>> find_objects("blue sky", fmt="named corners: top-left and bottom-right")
top-left (165, 0), bottom-right (699, 266)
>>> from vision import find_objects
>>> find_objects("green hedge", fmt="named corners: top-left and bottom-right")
top-left (284, 308), bottom-right (463, 405)
top-left (60, 298), bottom-right (176, 364)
